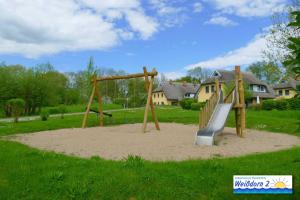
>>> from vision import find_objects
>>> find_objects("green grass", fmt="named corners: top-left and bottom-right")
top-left (0, 103), bottom-right (123, 119)
top-left (44, 103), bottom-right (123, 114)
top-left (0, 107), bottom-right (299, 199)
top-left (0, 141), bottom-right (299, 199)
top-left (0, 107), bottom-right (299, 136)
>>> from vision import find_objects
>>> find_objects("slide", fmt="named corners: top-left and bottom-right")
top-left (195, 90), bottom-right (235, 145)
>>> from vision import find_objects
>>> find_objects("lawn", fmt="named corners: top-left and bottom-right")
top-left (0, 107), bottom-right (299, 136)
top-left (0, 107), bottom-right (299, 199)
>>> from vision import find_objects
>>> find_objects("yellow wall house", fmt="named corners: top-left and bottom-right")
top-left (273, 79), bottom-right (300, 99)
top-left (152, 82), bottom-right (200, 106)
top-left (197, 70), bottom-right (275, 104)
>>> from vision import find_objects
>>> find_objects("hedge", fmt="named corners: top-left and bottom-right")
top-left (262, 98), bottom-right (300, 110)
top-left (179, 98), bottom-right (197, 110)
top-left (191, 102), bottom-right (206, 111)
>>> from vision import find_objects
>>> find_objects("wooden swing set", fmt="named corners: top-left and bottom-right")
top-left (82, 67), bottom-right (160, 133)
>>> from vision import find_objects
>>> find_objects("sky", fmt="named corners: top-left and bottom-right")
top-left (0, 0), bottom-right (290, 79)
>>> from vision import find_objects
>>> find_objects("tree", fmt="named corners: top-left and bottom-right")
top-left (263, 1), bottom-right (300, 78)
top-left (246, 62), bottom-right (281, 84)
top-left (7, 98), bottom-right (25, 123)
top-left (284, 10), bottom-right (300, 79)
top-left (187, 66), bottom-right (211, 83)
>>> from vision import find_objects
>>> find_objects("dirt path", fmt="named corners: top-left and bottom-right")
top-left (7, 123), bottom-right (300, 161)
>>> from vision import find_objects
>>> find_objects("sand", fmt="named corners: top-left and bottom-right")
top-left (6, 123), bottom-right (300, 161)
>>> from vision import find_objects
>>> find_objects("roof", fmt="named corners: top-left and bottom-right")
top-left (153, 82), bottom-right (200, 100)
top-left (202, 70), bottom-right (275, 99)
top-left (273, 78), bottom-right (300, 90)
top-left (202, 70), bottom-right (266, 85)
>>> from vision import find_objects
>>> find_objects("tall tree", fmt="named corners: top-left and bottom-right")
top-left (187, 66), bottom-right (211, 83)
top-left (284, 10), bottom-right (300, 79)
top-left (246, 62), bottom-right (282, 84)
top-left (263, 1), bottom-right (300, 78)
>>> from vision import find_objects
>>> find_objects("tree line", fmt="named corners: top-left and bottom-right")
top-left (0, 58), bottom-right (155, 118)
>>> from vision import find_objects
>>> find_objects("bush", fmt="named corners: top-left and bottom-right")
top-left (262, 98), bottom-right (299, 110)
top-left (6, 98), bottom-right (25, 123)
top-left (179, 98), bottom-right (197, 110)
top-left (48, 107), bottom-right (60, 114)
top-left (191, 102), bottom-right (205, 111)
top-left (276, 100), bottom-right (288, 110)
top-left (58, 104), bottom-right (67, 119)
top-left (262, 100), bottom-right (276, 110)
top-left (40, 109), bottom-right (50, 121)
top-left (287, 98), bottom-right (300, 109)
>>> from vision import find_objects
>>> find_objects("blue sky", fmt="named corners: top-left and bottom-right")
top-left (0, 0), bottom-right (289, 79)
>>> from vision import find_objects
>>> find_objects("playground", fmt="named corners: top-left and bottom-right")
top-left (4, 66), bottom-right (300, 162)
top-left (1, 66), bottom-right (300, 199)
top-left (9, 123), bottom-right (300, 161)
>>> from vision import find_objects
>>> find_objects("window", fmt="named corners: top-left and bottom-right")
top-left (161, 93), bottom-right (164, 97)
top-left (278, 90), bottom-right (283, 96)
top-left (259, 85), bottom-right (266, 92)
top-left (205, 86), bottom-right (209, 93)
top-left (157, 93), bottom-right (159, 98)
top-left (285, 90), bottom-right (290, 96)
top-left (161, 102), bottom-right (164, 105)
top-left (211, 85), bottom-right (215, 93)
top-left (154, 102), bottom-right (156, 105)
top-left (153, 94), bottom-right (156, 98)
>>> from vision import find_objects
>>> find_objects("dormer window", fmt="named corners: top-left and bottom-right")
top-left (251, 85), bottom-right (266, 93)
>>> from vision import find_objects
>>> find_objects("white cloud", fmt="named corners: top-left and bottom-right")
top-left (149, 0), bottom-right (187, 27)
top-left (164, 71), bottom-right (186, 80)
top-left (193, 2), bottom-right (203, 13)
top-left (205, 16), bottom-right (237, 26)
top-left (0, 0), bottom-right (158, 58)
top-left (207, 0), bottom-right (287, 17)
top-left (186, 31), bottom-right (268, 69)
top-left (125, 10), bottom-right (158, 39)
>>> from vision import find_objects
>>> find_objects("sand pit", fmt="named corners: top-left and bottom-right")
top-left (6, 123), bottom-right (300, 161)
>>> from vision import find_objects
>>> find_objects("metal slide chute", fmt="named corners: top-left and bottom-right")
top-left (195, 89), bottom-right (236, 145)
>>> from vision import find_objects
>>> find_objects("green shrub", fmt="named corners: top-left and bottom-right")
top-left (6, 98), bottom-right (25, 123)
top-left (262, 100), bottom-right (275, 110)
top-left (275, 100), bottom-right (288, 110)
top-left (191, 102), bottom-right (205, 110)
top-left (40, 109), bottom-right (50, 121)
top-left (58, 104), bottom-right (67, 119)
top-left (179, 98), bottom-right (197, 110)
top-left (48, 107), bottom-right (60, 114)
top-left (262, 98), bottom-right (299, 110)
top-left (287, 98), bottom-right (300, 109)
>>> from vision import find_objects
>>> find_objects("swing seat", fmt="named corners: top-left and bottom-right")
top-left (87, 108), bottom-right (113, 117)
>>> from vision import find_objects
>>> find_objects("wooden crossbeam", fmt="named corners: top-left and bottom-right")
top-left (95, 71), bottom-right (157, 82)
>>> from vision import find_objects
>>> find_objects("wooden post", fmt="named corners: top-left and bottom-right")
top-left (82, 80), bottom-right (96, 128)
top-left (94, 78), bottom-right (104, 126)
top-left (143, 73), bottom-right (154, 132)
top-left (235, 65), bottom-right (246, 137)
top-left (237, 66), bottom-right (246, 137)
top-left (143, 67), bottom-right (160, 131)
top-left (215, 78), bottom-right (220, 94)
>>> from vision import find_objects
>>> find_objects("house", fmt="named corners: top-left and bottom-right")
top-left (197, 70), bottom-right (275, 104)
top-left (273, 78), bottom-right (300, 99)
top-left (152, 82), bottom-right (200, 105)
